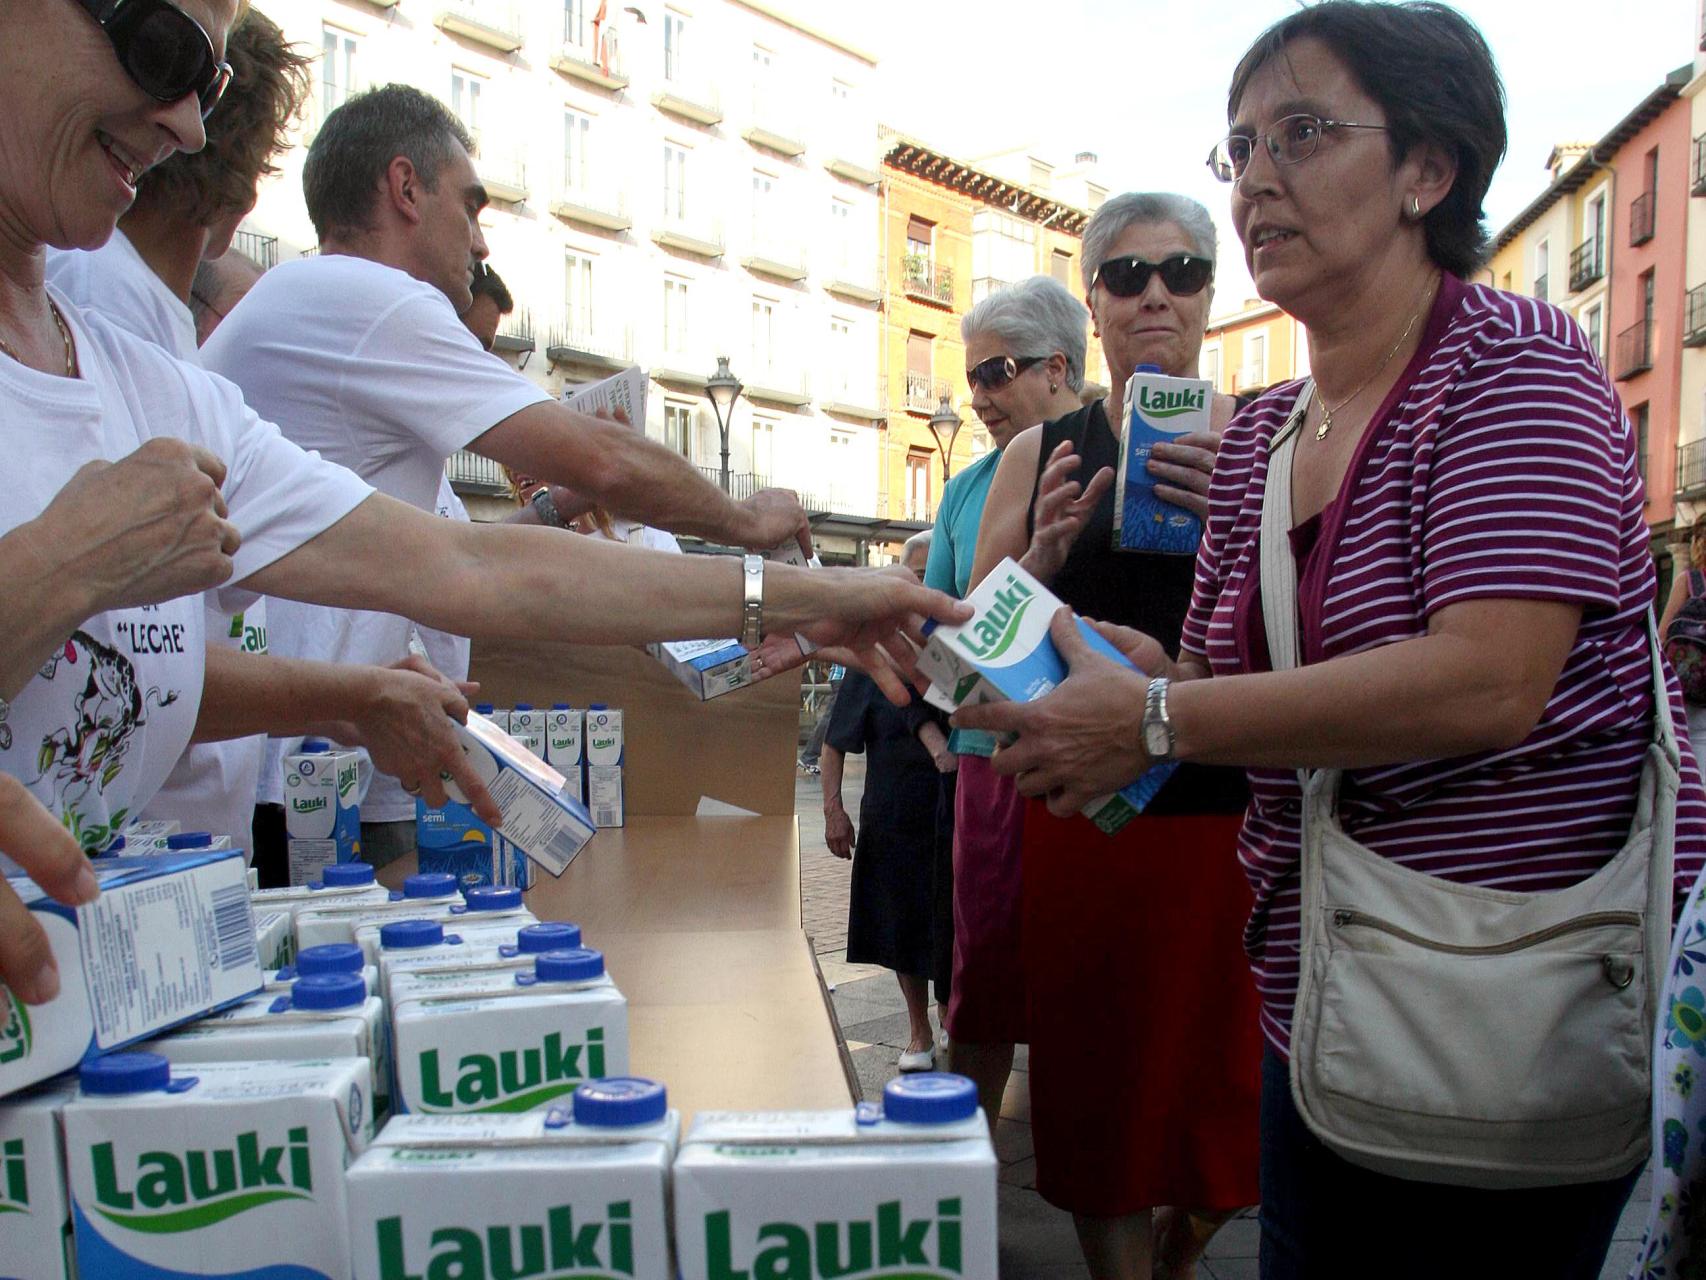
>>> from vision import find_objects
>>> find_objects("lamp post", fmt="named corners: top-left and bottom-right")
top-left (705, 356), bottom-right (744, 494)
top-left (927, 392), bottom-right (964, 485)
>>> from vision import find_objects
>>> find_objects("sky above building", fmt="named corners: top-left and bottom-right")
top-left (826, 0), bottom-right (1694, 317)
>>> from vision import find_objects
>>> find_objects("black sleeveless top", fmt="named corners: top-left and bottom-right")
top-left (1027, 400), bottom-right (1248, 816)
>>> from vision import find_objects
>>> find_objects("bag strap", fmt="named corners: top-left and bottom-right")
top-left (1691, 568), bottom-right (1705, 597)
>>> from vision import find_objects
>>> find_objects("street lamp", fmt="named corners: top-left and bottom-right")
top-left (927, 392), bottom-right (964, 484)
top-left (705, 356), bottom-right (744, 493)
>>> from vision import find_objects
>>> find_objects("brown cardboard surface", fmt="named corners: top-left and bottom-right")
top-left (469, 638), bottom-right (800, 817)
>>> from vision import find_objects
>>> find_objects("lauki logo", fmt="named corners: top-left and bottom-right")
top-left (418, 1029), bottom-right (607, 1113)
top-left (374, 1201), bottom-right (636, 1279)
top-left (954, 575), bottom-right (1035, 662)
top-left (89, 1128), bottom-right (313, 1232)
top-left (703, 1199), bottom-right (965, 1279)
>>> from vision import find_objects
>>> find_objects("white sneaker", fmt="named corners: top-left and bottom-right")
top-left (897, 1046), bottom-right (935, 1073)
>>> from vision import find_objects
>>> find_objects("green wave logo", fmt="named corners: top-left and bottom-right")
top-left (0, 993), bottom-right (30, 1066)
top-left (425, 1083), bottom-right (579, 1114)
top-left (1141, 402), bottom-right (1198, 419)
top-left (0, 1202), bottom-right (27, 1216)
top-left (95, 1188), bottom-right (312, 1234)
top-left (956, 594), bottom-right (1035, 663)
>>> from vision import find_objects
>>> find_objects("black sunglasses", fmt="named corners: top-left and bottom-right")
top-left (1092, 254), bottom-right (1214, 299)
top-left (967, 354), bottom-right (1045, 392)
top-left (76, 0), bottom-right (233, 120)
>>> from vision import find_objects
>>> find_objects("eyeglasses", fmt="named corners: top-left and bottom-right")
top-left (1091, 254), bottom-right (1214, 299)
top-left (966, 354), bottom-right (1045, 392)
top-left (75, 0), bottom-right (233, 120)
top-left (1207, 113), bottom-right (1389, 182)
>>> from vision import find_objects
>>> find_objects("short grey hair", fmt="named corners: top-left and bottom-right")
top-left (960, 276), bottom-right (1089, 393)
top-left (1079, 193), bottom-right (1218, 294)
top-left (303, 84), bottom-right (474, 241)
top-left (902, 529), bottom-right (933, 565)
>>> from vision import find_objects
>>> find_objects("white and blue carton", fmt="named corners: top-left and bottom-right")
top-left (914, 558), bottom-right (1178, 834)
top-left (545, 704), bottom-right (585, 804)
top-left (63, 1052), bottom-right (371, 1280)
top-left (1113, 364), bottom-right (1211, 555)
top-left (650, 638), bottom-right (753, 701)
top-left (284, 739), bottom-right (362, 886)
top-left (446, 710), bottom-right (596, 873)
top-left (585, 706), bottom-right (624, 829)
top-left (0, 1080), bottom-right (76, 1279)
top-left (0, 850), bottom-right (261, 1097)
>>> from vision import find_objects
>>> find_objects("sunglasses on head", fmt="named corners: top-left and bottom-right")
top-left (1091, 254), bottom-right (1214, 299)
top-left (967, 354), bottom-right (1045, 392)
top-left (76, 0), bottom-right (233, 120)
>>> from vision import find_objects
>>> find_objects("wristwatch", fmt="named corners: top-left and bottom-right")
top-left (530, 487), bottom-right (566, 529)
top-left (740, 554), bottom-right (765, 648)
top-left (1141, 676), bottom-right (1176, 762)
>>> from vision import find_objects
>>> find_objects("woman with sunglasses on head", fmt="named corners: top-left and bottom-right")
top-left (969, 195), bottom-right (1258, 1280)
top-left (958, 5), bottom-right (1706, 1277)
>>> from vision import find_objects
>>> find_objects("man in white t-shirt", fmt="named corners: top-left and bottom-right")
top-left (204, 84), bottom-right (814, 864)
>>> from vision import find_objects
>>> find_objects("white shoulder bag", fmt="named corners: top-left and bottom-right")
top-left (1263, 381), bottom-right (1675, 1188)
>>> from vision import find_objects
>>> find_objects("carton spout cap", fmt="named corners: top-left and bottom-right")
top-left (165, 832), bottom-right (213, 850)
top-left (1134, 363), bottom-right (1163, 374)
top-left (474, 702), bottom-right (495, 715)
top-left (318, 863), bottom-right (376, 888)
top-left (295, 943), bottom-right (365, 975)
top-left (300, 738), bottom-right (331, 753)
top-left (380, 918), bottom-right (446, 949)
top-left (589, 703), bottom-right (608, 711)
top-left (573, 1076), bottom-right (667, 1127)
top-left (882, 1072), bottom-right (979, 1125)
top-left (535, 947), bottom-right (604, 983)
top-left (81, 1052), bottom-right (171, 1095)
top-left (403, 872), bottom-right (458, 899)
top-left (290, 972), bottom-right (366, 1010)
top-left (463, 885), bottom-right (523, 912)
top-left (517, 921), bottom-right (582, 953)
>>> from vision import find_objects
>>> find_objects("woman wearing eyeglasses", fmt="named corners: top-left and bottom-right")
top-left (969, 194), bottom-right (1259, 1280)
top-left (956, 4), bottom-right (1706, 1277)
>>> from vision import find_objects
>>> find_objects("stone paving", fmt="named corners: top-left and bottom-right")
top-left (795, 760), bottom-right (1653, 1279)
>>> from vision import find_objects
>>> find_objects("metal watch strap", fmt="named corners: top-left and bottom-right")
top-left (530, 487), bottom-right (566, 529)
top-left (1144, 676), bottom-right (1176, 761)
top-left (741, 554), bottom-right (765, 648)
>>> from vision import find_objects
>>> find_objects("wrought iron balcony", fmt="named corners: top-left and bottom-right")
top-left (743, 361), bottom-right (811, 408)
top-left (695, 467), bottom-right (771, 500)
top-left (1630, 191), bottom-right (1656, 247)
top-left (901, 255), bottom-right (953, 307)
top-left (1614, 318), bottom-right (1652, 380)
top-left (1569, 237), bottom-right (1604, 292)
top-left (549, 182), bottom-right (630, 232)
top-left (1687, 284), bottom-right (1706, 348)
top-left (493, 308), bottom-right (535, 357)
top-left (231, 230), bottom-right (277, 270)
top-left (1679, 437), bottom-right (1706, 498)
top-left (903, 371), bottom-right (948, 413)
top-left (544, 322), bottom-right (631, 372)
top-left (743, 88), bottom-right (806, 158)
top-left (1532, 272), bottom-right (1548, 301)
top-left (434, 2), bottom-right (524, 53)
top-left (824, 255), bottom-right (883, 304)
top-left (821, 373), bottom-right (887, 422)
top-left (651, 67), bottom-right (722, 126)
top-left (446, 449), bottom-right (510, 496)
top-left (742, 226), bottom-right (808, 283)
top-left (652, 211), bottom-right (724, 258)
top-left (550, 35), bottom-right (626, 90)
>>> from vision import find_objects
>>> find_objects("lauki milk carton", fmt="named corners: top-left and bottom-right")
top-left (506, 704), bottom-right (547, 759)
top-left (913, 558), bottom-right (1178, 834)
top-left (346, 1079), bottom-right (678, 1280)
top-left (545, 704), bottom-right (585, 804)
top-left (585, 705), bottom-right (624, 829)
top-left (263, 943), bottom-right (379, 1001)
top-left (390, 949), bottom-right (628, 1115)
top-left (141, 972), bottom-right (392, 1116)
top-left (1, 850), bottom-right (261, 1098)
top-left (117, 819), bottom-right (180, 852)
top-left (290, 871), bottom-right (462, 952)
top-left (650, 638), bottom-right (753, 701)
top-left (1113, 364), bottom-right (1211, 555)
top-left (347, 885), bottom-right (537, 964)
top-left (254, 908), bottom-right (293, 970)
top-left (284, 739), bottom-right (363, 886)
top-left (251, 861), bottom-right (393, 923)
top-left (443, 710), bottom-right (597, 874)
top-left (63, 1052), bottom-right (371, 1280)
top-left (673, 1074), bottom-right (997, 1280)
top-left (0, 1081), bottom-right (76, 1280)
top-left (414, 793), bottom-right (498, 890)
top-left (475, 702), bottom-right (508, 733)
top-left (377, 920), bottom-right (582, 1003)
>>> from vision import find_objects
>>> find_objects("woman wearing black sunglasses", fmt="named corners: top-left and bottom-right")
top-left (969, 192), bottom-right (1259, 1280)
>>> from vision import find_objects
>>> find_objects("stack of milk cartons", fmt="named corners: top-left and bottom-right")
top-left (390, 947), bottom-right (628, 1115)
top-left (346, 1077), bottom-right (678, 1280)
top-left (263, 942), bottom-right (379, 999)
top-left (376, 919), bottom-right (582, 1003)
top-left (296, 876), bottom-right (535, 959)
top-left (673, 1073), bottom-right (998, 1280)
top-left (0, 1080), bottom-right (76, 1280)
top-left (913, 557), bottom-right (1178, 834)
top-left (346, 884), bottom-right (535, 962)
top-left (444, 709), bottom-right (598, 875)
top-left (251, 861), bottom-right (393, 970)
top-left (585, 705), bottom-right (624, 829)
top-left (283, 738), bottom-right (363, 886)
top-left (63, 1052), bottom-right (371, 1279)
top-left (1, 849), bottom-right (261, 1097)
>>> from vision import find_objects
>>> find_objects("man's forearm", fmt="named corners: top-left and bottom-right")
top-left (575, 421), bottom-right (753, 544)
top-left (192, 645), bottom-right (375, 745)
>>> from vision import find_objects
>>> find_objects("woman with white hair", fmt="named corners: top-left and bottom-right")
top-left (972, 194), bottom-right (1260, 1279)
top-left (929, 276), bottom-right (1087, 1124)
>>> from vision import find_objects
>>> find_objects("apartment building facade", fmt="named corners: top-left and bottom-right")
top-left (1201, 298), bottom-right (1309, 397)
top-left (245, 0), bottom-right (889, 548)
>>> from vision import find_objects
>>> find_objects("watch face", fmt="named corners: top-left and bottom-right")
top-left (1144, 722), bottom-right (1169, 757)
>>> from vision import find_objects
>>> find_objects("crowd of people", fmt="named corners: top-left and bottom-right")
top-left (3, 0), bottom-right (1705, 1276)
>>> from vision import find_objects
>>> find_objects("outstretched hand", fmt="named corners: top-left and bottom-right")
top-left (1023, 440), bottom-right (1114, 583)
top-left (0, 776), bottom-right (99, 1006)
top-left (789, 566), bottom-right (971, 706)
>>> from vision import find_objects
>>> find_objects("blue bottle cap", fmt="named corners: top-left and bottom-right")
top-left (475, 702), bottom-right (495, 715)
top-left (380, 919), bottom-right (445, 949)
top-left (165, 832), bottom-right (213, 850)
top-left (516, 922), bottom-right (581, 954)
top-left (290, 972), bottom-right (366, 1010)
top-left (300, 738), bottom-right (330, 753)
top-left (513, 702), bottom-right (533, 711)
top-left (463, 885), bottom-right (522, 912)
top-left (81, 1052), bottom-right (171, 1095)
top-left (403, 873), bottom-right (458, 899)
top-left (1134, 362), bottom-right (1163, 374)
top-left (295, 943), bottom-right (364, 976)
top-left (534, 948), bottom-right (604, 983)
top-left (552, 702), bottom-right (570, 710)
top-left (589, 703), bottom-right (608, 711)
top-left (882, 1072), bottom-right (979, 1125)
top-left (572, 1077), bottom-right (666, 1127)
top-left (105, 836), bottom-right (126, 853)
top-left (318, 863), bottom-right (375, 887)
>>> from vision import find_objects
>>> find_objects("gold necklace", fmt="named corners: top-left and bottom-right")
top-left (0, 301), bottom-right (77, 378)
top-left (1315, 280), bottom-right (1436, 441)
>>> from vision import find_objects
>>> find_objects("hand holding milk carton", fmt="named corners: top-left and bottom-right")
top-left (1113, 364), bottom-right (1212, 555)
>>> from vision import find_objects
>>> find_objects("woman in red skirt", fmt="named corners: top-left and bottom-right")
top-left (971, 192), bottom-right (1261, 1279)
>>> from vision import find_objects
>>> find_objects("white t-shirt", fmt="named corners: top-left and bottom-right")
top-left (0, 293), bottom-right (372, 852)
top-left (202, 255), bottom-right (550, 819)
top-left (47, 234), bottom-right (272, 853)
top-left (597, 518), bottom-right (683, 555)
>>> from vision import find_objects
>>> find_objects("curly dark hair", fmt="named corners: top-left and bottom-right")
top-left (136, 7), bottom-right (310, 226)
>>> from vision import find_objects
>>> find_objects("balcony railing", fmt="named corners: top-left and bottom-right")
top-left (652, 211), bottom-right (724, 258)
top-left (901, 255), bottom-right (953, 306)
top-left (434, 2), bottom-right (524, 53)
top-left (903, 371), bottom-right (949, 413)
top-left (821, 373), bottom-right (887, 421)
top-left (743, 361), bottom-right (810, 407)
top-left (825, 128), bottom-right (881, 186)
top-left (550, 181), bottom-right (630, 231)
top-left (1569, 236), bottom-right (1604, 292)
top-left (1614, 318), bottom-right (1653, 380)
top-left (544, 322), bottom-right (631, 371)
top-left (493, 308), bottom-right (535, 357)
top-left (1687, 284), bottom-right (1706, 348)
top-left (446, 449), bottom-right (510, 495)
top-left (231, 230), bottom-right (277, 270)
top-left (743, 89), bottom-right (806, 157)
top-left (1679, 438), bottom-right (1706, 498)
top-left (824, 255), bottom-right (882, 303)
top-left (1695, 135), bottom-right (1706, 197)
top-left (695, 466), bottom-right (771, 500)
top-left (1631, 191), bottom-right (1656, 247)
top-left (1532, 272), bottom-right (1549, 301)
top-left (742, 227), bottom-right (808, 282)
top-left (652, 68), bottom-right (722, 125)
top-left (550, 34), bottom-right (626, 90)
